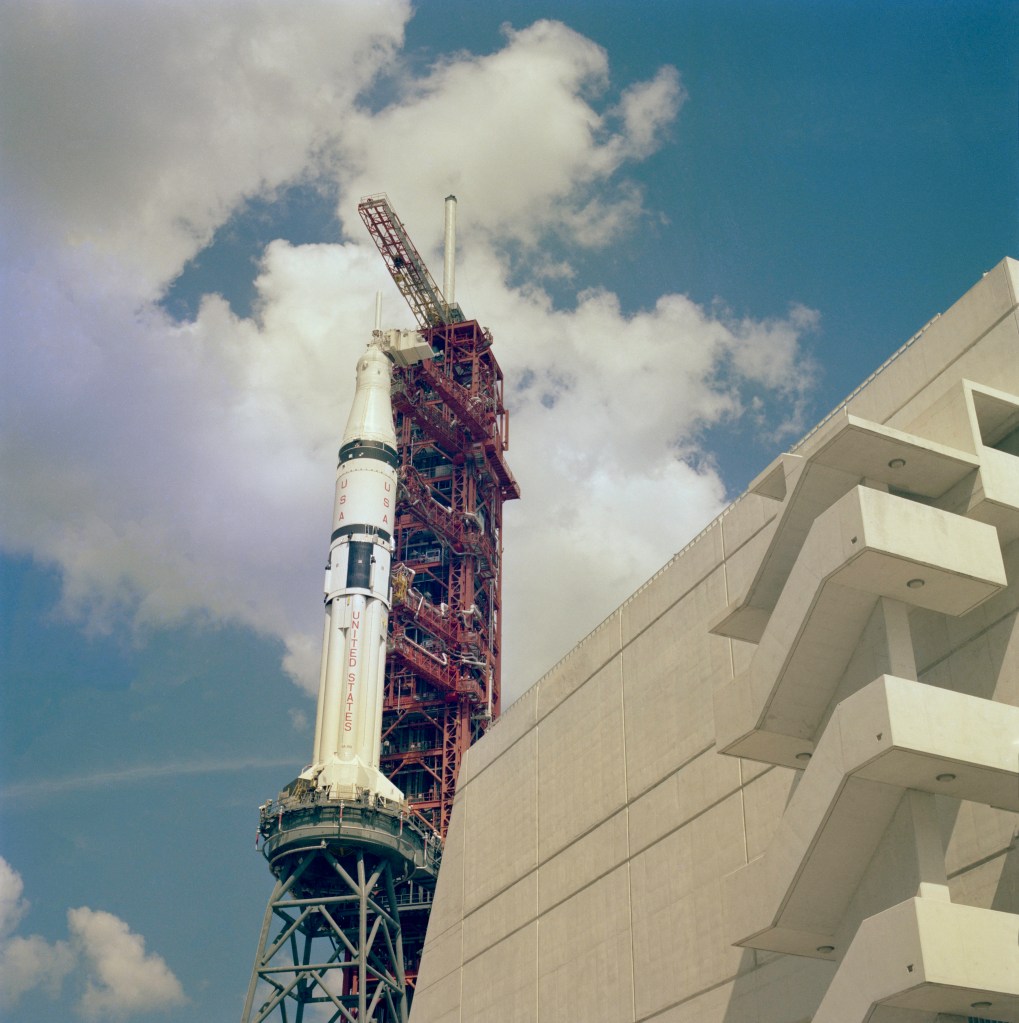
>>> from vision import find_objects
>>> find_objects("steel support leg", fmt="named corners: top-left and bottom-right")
top-left (241, 846), bottom-right (409, 1023)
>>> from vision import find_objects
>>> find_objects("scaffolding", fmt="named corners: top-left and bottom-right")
top-left (359, 196), bottom-right (519, 991)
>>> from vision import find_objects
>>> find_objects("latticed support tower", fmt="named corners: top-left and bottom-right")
top-left (358, 195), bottom-right (519, 988)
top-left (242, 798), bottom-right (440, 1023)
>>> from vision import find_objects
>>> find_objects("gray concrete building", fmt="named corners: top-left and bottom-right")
top-left (410, 258), bottom-right (1019, 1023)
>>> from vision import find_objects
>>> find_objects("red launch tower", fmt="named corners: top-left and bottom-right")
top-left (358, 194), bottom-right (519, 984)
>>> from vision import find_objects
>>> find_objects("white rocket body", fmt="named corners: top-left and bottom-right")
top-left (305, 339), bottom-right (403, 803)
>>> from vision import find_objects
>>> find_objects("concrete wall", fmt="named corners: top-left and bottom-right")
top-left (410, 259), bottom-right (1019, 1023)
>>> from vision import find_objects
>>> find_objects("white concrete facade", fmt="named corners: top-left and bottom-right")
top-left (410, 258), bottom-right (1019, 1023)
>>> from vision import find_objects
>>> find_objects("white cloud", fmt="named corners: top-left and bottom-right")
top-left (0, 932), bottom-right (77, 1008)
top-left (453, 246), bottom-right (816, 683)
top-left (0, 5), bottom-right (818, 705)
top-left (1, 239), bottom-right (398, 681)
top-left (1, 859), bottom-right (185, 1015)
top-left (0, 857), bottom-right (28, 938)
top-left (0, 0), bottom-right (411, 286)
top-left (612, 67), bottom-right (686, 158)
top-left (69, 907), bottom-right (186, 1018)
top-left (0, 860), bottom-right (69, 1009)
top-left (331, 19), bottom-right (687, 259)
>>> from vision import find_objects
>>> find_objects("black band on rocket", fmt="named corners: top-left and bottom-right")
top-left (331, 523), bottom-right (392, 544)
top-left (339, 439), bottom-right (400, 468)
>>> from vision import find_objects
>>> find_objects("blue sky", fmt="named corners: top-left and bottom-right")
top-left (1, 2), bottom-right (1016, 1019)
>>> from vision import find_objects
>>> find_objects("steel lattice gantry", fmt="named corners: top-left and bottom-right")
top-left (379, 319), bottom-right (518, 984)
top-left (358, 193), bottom-right (519, 992)
top-left (383, 319), bottom-right (518, 830)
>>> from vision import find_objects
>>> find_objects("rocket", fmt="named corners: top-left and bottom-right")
top-left (302, 328), bottom-right (432, 803)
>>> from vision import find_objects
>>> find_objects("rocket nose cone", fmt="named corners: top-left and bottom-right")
top-left (357, 345), bottom-right (391, 377)
top-left (343, 342), bottom-right (397, 447)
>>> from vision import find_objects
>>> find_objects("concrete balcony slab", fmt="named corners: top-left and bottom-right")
top-left (714, 486), bottom-right (1006, 768)
top-left (714, 415), bottom-right (979, 644)
top-left (813, 898), bottom-right (1019, 1022)
top-left (723, 676), bottom-right (1019, 958)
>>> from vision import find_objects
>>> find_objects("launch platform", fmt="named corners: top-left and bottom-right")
top-left (257, 789), bottom-right (440, 882)
top-left (243, 792), bottom-right (439, 1023)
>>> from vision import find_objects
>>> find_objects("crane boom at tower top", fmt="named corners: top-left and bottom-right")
top-left (358, 193), bottom-right (465, 330)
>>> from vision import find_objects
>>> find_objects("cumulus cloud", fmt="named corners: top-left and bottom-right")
top-left (69, 907), bottom-right (186, 1018)
top-left (455, 246), bottom-right (816, 678)
top-left (0, 4), bottom-right (818, 701)
top-left (0, 931), bottom-right (77, 1009)
top-left (1, 239), bottom-right (397, 671)
top-left (613, 67), bottom-right (686, 158)
top-left (0, 857), bottom-right (28, 938)
top-left (331, 19), bottom-right (687, 259)
top-left (0, 0), bottom-right (411, 285)
top-left (0, 858), bottom-right (184, 1015)
top-left (0, 856), bottom-right (75, 1009)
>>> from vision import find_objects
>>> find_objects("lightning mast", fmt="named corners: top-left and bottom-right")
top-left (358, 194), bottom-right (519, 986)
